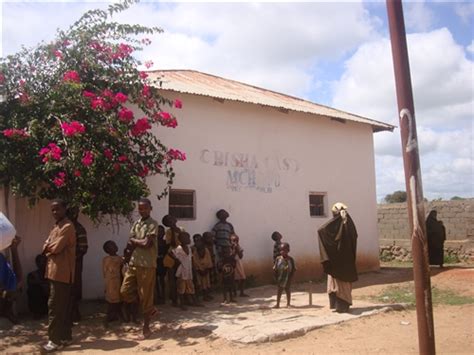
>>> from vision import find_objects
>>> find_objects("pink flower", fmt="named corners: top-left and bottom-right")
top-left (3, 128), bottom-right (29, 139)
top-left (103, 149), bottom-right (113, 160)
top-left (130, 117), bottom-right (151, 136)
top-left (145, 99), bottom-right (155, 109)
top-left (118, 107), bottom-right (134, 123)
top-left (115, 92), bottom-right (128, 104)
top-left (61, 121), bottom-right (85, 137)
top-left (163, 118), bottom-right (178, 128)
top-left (39, 143), bottom-right (62, 163)
top-left (118, 155), bottom-right (128, 162)
top-left (139, 71), bottom-right (148, 79)
top-left (74, 170), bottom-right (81, 177)
top-left (117, 43), bottom-right (133, 58)
top-left (81, 151), bottom-right (94, 166)
top-left (113, 163), bottom-right (121, 172)
top-left (102, 89), bottom-right (114, 98)
top-left (63, 70), bottom-right (80, 83)
top-left (174, 99), bottom-right (183, 109)
top-left (167, 148), bottom-right (186, 161)
top-left (159, 111), bottom-right (171, 120)
top-left (142, 85), bottom-right (151, 97)
top-left (0, 73), bottom-right (5, 84)
top-left (19, 92), bottom-right (29, 104)
top-left (144, 60), bottom-right (153, 69)
top-left (82, 90), bottom-right (96, 98)
top-left (54, 50), bottom-right (63, 59)
top-left (91, 98), bottom-right (105, 110)
top-left (90, 41), bottom-right (104, 52)
top-left (138, 165), bottom-right (150, 177)
top-left (53, 172), bottom-right (66, 187)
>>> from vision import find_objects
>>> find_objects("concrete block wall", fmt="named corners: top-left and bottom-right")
top-left (377, 199), bottom-right (473, 252)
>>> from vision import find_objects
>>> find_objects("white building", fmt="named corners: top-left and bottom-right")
top-left (4, 70), bottom-right (393, 302)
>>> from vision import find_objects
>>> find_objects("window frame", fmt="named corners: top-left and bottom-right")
top-left (168, 189), bottom-right (196, 220)
top-left (309, 192), bottom-right (327, 218)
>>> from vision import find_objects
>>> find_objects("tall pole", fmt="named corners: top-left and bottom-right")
top-left (386, 1), bottom-right (436, 354)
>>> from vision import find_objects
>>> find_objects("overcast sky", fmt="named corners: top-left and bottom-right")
top-left (1, 0), bottom-right (472, 201)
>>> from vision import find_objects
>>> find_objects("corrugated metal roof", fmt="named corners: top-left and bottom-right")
top-left (149, 70), bottom-right (394, 132)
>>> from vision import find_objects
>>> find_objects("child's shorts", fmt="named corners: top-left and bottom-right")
top-left (177, 278), bottom-right (195, 295)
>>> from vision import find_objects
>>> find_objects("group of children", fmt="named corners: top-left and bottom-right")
top-left (23, 208), bottom-right (297, 330)
top-left (101, 210), bottom-right (249, 326)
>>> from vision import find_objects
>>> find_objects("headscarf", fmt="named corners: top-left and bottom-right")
top-left (331, 202), bottom-right (348, 223)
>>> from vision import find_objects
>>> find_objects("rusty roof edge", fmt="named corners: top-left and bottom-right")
top-left (150, 70), bottom-right (395, 133)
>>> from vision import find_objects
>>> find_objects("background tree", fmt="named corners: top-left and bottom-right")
top-left (384, 190), bottom-right (407, 204)
top-left (0, 0), bottom-right (184, 222)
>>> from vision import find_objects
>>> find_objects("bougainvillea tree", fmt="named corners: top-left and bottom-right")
top-left (0, 0), bottom-right (185, 221)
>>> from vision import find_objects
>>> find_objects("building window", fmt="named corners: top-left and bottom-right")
top-left (169, 189), bottom-right (196, 220)
top-left (309, 193), bottom-right (326, 217)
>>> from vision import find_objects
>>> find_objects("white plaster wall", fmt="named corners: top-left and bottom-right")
top-left (146, 92), bottom-right (380, 281)
top-left (9, 92), bottom-right (381, 303)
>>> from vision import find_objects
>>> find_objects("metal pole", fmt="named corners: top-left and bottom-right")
top-left (386, 1), bottom-right (435, 354)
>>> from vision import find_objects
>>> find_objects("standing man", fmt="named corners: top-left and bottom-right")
top-left (120, 198), bottom-right (158, 339)
top-left (68, 207), bottom-right (88, 323)
top-left (317, 202), bottom-right (358, 313)
top-left (42, 199), bottom-right (76, 352)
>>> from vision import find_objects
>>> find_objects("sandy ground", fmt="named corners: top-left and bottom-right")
top-left (1, 264), bottom-right (473, 354)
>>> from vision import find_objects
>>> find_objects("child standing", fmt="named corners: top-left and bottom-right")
top-left (212, 209), bottom-right (234, 256)
top-left (218, 246), bottom-right (236, 303)
top-left (203, 232), bottom-right (217, 287)
top-left (102, 240), bottom-right (124, 326)
top-left (162, 214), bottom-right (183, 307)
top-left (173, 232), bottom-right (201, 310)
top-left (271, 231), bottom-right (283, 262)
top-left (192, 239), bottom-right (213, 301)
top-left (273, 242), bottom-right (296, 308)
top-left (230, 235), bottom-right (248, 297)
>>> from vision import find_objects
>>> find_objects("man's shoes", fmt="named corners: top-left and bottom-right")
top-left (43, 341), bottom-right (63, 352)
top-left (61, 339), bottom-right (73, 346)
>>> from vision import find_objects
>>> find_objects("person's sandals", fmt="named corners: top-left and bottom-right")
top-left (43, 341), bottom-right (63, 352)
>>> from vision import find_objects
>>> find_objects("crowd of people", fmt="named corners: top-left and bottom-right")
top-left (0, 197), bottom-right (448, 352)
top-left (37, 199), bottom-right (254, 351)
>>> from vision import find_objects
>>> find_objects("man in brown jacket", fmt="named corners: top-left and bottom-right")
top-left (42, 199), bottom-right (76, 352)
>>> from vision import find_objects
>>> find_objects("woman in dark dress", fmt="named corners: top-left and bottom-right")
top-left (426, 210), bottom-right (446, 267)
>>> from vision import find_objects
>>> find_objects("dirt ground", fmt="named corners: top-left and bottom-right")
top-left (1, 264), bottom-right (473, 354)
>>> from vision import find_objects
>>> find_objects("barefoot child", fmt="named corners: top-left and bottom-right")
top-left (273, 243), bottom-right (296, 308)
top-left (218, 246), bottom-right (236, 303)
top-left (230, 234), bottom-right (248, 297)
top-left (173, 232), bottom-right (201, 310)
top-left (192, 239), bottom-right (213, 301)
top-left (102, 240), bottom-right (123, 326)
